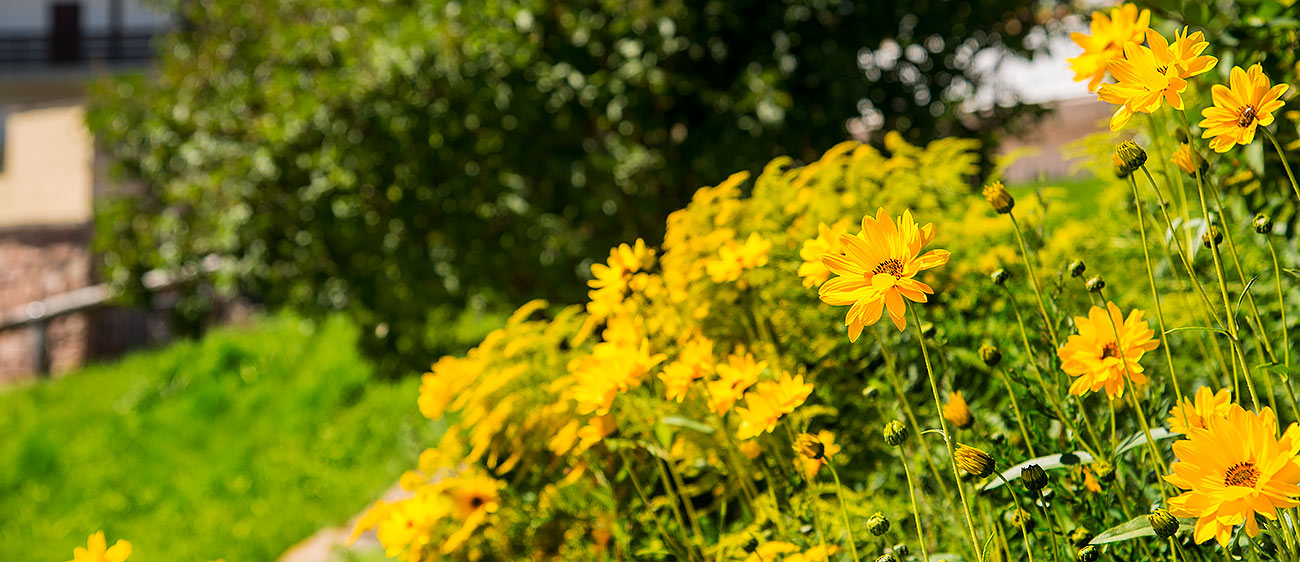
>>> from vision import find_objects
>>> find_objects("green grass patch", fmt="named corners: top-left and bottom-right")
top-left (0, 314), bottom-right (459, 562)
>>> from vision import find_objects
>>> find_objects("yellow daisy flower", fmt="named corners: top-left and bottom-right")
top-left (1056, 302), bottom-right (1159, 398)
top-left (588, 238), bottom-right (654, 295)
top-left (818, 208), bottom-right (950, 338)
top-left (1146, 27), bottom-right (1217, 81)
top-left (1068, 3), bottom-right (1151, 91)
top-left (1166, 404), bottom-right (1300, 546)
top-left (797, 219), bottom-right (852, 288)
top-left (1168, 386), bottom-right (1233, 434)
top-left (744, 542), bottom-right (800, 562)
top-left (1198, 64), bottom-right (1290, 153)
top-left (68, 532), bottom-right (132, 562)
top-left (658, 335), bottom-right (715, 402)
top-left (1098, 41), bottom-right (1189, 131)
top-left (707, 351), bottom-right (766, 414)
top-left (734, 372), bottom-right (813, 440)
top-left (795, 430), bottom-right (841, 480)
top-left (707, 232), bottom-right (771, 283)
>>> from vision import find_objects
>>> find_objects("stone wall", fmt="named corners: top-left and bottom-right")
top-left (0, 224), bottom-right (94, 381)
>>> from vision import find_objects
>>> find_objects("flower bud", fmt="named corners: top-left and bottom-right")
top-left (1148, 508), bottom-right (1178, 538)
top-left (978, 344), bottom-right (1002, 367)
top-left (793, 433), bottom-right (825, 461)
top-left (867, 512), bottom-right (890, 536)
top-left (1201, 225), bottom-right (1222, 249)
top-left (943, 391), bottom-right (973, 429)
top-left (883, 420), bottom-right (909, 447)
top-left (1068, 259), bottom-right (1086, 278)
top-left (1171, 143), bottom-right (1207, 177)
top-left (983, 181), bottom-right (1016, 214)
top-left (1091, 460), bottom-right (1115, 480)
top-left (1077, 545), bottom-right (1099, 562)
top-left (1112, 154), bottom-right (1133, 179)
top-left (1022, 463), bottom-right (1049, 492)
top-left (991, 268), bottom-right (1010, 285)
top-left (1115, 140), bottom-right (1147, 174)
top-left (875, 554), bottom-right (899, 562)
top-left (1085, 275), bottom-right (1105, 293)
top-left (1254, 213), bottom-right (1273, 235)
top-left (954, 443), bottom-right (996, 478)
top-left (890, 543), bottom-right (909, 557)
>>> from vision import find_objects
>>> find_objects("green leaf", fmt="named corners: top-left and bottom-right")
top-left (981, 451), bottom-right (1095, 491)
top-left (1115, 427), bottom-right (1177, 456)
top-left (1090, 515), bottom-right (1195, 544)
top-left (659, 415), bottom-right (715, 435)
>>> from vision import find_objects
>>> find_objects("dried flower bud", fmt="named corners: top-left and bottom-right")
top-left (1068, 259), bottom-right (1086, 278)
top-left (883, 420), bottom-right (910, 447)
top-left (867, 512), bottom-right (890, 536)
top-left (793, 433), bottom-right (826, 461)
top-left (978, 344), bottom-right (1002, 367)
top-left (1202, 225), bottom-right (1222, 249)
top-left (1077, 545), bottom-right (1099, 562)
top-left (991, 268), bottom-right (1010, 285)
top-left (954, 443), bottom-right (995, 478)
top-left (943, 391), bottom-right (973, 429)
top-left (1254, 213), bottom-right (1273, 235)
top-left (1085, 275), bottom-right (1105, 293)
top-left (983, 181), bottom-right (1016, 214)
top-left (1148, 508), bottom-right (1178, 538)
top-left (1022, 463), bottom-right (1049, 492)
top-left (1115, 140), bottom-right (1147, 174)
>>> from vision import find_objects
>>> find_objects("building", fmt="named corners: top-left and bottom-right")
top-left (0, 0), bottom-right (169, 381)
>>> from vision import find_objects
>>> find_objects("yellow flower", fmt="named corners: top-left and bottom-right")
top-left (374, 494), bottom-right (442, 560)
top-left (68, 532), bottom-right (132, 562)
top-left (576, 415), bottom-right (616, 452)
top-left (658, 335), bottom-right (715, 402)
top-left (1168, 386), bottom-right (1233, 434)
top-left (795, 430), bottom-right (841, 480)
top-left (745, 542), bottom-right (800, 562)
top-left (1166, 404), bottom-right (1300, 546)
top-left (787, 545), bottom-right (842, 562)
top-left (707, 351), bottom-right (766, 414)
top-left (818, 208), bottom-right (950, 338)
top-left (588, 238), bottom-right (654, 296)
top-left (1057, 302), bottom-right (1159, 398)
top-left (734, 372), bottom-right (813, 440)
top-left (1068, 3), bottom-right (1151, 91)
top-left (419, 355), bottom-right (484, 421)
top-left (571, 335), bottom-right (667, 415)
top-left (797, 219), bottom-right (852, 288)
top-left (1198, 64), bottom-right (1290, 153)
top-left (1171, 142), bottom-right (1206, 176)
top-left (1097, 42), bottom-right (1189, 131)
top-left (447, 474), bottom-right (503, 520)
top-left (1147, 28), bottom-right (1217, 80)
top-left (707, 232), bottom-right (771, 283)
top-left (943, 390), bottom-right (973, 429)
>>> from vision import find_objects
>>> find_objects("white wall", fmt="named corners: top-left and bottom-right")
top-left (0, 0), bottom-right (168, 33)
top-left (0, 103), bottom-right (94, 227)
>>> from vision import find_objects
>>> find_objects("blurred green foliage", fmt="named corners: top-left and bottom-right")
top-left (87, 0), bottom-right (1059, 375)
top-left (0, 313), bottom-right (499, 562)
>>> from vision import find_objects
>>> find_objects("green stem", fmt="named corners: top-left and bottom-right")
top-left (995, 474), bottom-right (1036, 562)
top-left (872, 328), bottom-right (957, 504)
top-left (901, 447), bottom-right (931, 562)
top-left (997, 367), bottom-right (1037, 457)
top-left (826, 462), bottom-right (863, 562)
top-left (1009, 213), bottom-right (1060, 349)
top-left (618, 448), bottom-right (696, 561)
top-left (909, 305), bottom-right (983, 560)
top-left (1127, 175), bottom-right (1186, 422)
top-left (1261, 126), bottom-right (1300, 204)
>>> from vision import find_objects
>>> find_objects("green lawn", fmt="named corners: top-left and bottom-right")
top-left (0, 315), bottom-right (452, 562)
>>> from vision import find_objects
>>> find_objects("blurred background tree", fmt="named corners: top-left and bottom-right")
top-left (88, 0), bottom-right (1061, 375)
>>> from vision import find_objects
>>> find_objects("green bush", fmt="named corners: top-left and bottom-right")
top-left (0, 314), bottom-right (490, 562)
top-left (87, 0), bottom-right (1057, 375)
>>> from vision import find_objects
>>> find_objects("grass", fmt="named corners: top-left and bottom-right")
top-left (0, 314), bottom-right (453, 562)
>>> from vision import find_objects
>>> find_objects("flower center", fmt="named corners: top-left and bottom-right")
top-left (1100, 342), bottom-right (1119, 359)
top-left (1239, 106), bottom-right (1257, 128)
top-left (470, 496), bottom-right (485, 508)
top-left (871, 258), bottom-right (905, 278)
top-left (1224, 461), bottom-right (1260, 487)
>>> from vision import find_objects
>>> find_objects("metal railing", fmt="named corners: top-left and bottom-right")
top-left (0, 30), bottom-right (158, 69)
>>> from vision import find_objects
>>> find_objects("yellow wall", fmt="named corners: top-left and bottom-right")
top-left (0, 103), bottom-right (94, 227)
